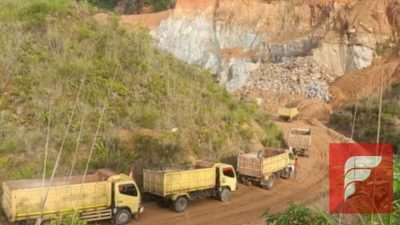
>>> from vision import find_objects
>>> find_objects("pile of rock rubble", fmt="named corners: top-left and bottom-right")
top-left (240, 57), bottom-right (337, 102)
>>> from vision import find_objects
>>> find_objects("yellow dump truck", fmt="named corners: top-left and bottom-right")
top-left (237, 148), bottom-right (295, 189)
top-left (288, 128), bottom-right (312, 157)
top-left (143, 163), bottom-right (237, 212)
top-left (2, 170), bottom-right (143, 225)
top-left (278, 106), bottom-right (299, 121)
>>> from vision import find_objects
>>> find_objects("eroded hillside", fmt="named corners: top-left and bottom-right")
top-left (99, 0), bottom-right (400, 112)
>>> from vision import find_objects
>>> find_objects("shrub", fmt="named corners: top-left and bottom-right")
top-left (375, 41), bottom-right (393, 56)
top-left (0, 0), bottom-right (70, 26)
top-left (133, 134), bottom-right (183, 168)
top-left (49, 214), bottom-right (87, 225)
top-left (144, 0), bottom-right (173, 11)
top-left (255, 113), bottom-right (285, 147)
top-left (87, 0), bottom-right (119, 10)
top-left (263, 203), bottom-right (334, 225)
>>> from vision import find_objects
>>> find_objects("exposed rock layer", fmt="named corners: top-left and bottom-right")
top-left (104, 0), bottom-right (399, 99)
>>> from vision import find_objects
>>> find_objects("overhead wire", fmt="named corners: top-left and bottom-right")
top-left (39, 102), bottom-right (52, 216)
top-left (350, 95), bottom-right (358, 140)
top-left (56, 105), bottom-right (88, 225)
top-left (370, 66), bottom-right (385, 225)
top-left (36, 73), bottom-right (87, 225)
top-left (68, 105), bottom-right (87, 182)
top-left (338, 96), bottom-right (358, 225)
top-left (70, 70), bottom-right (117, 225)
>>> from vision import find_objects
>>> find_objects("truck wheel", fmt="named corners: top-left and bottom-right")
top-left (240, 177), bottom-right (251, 186)
top-left (133, 213), bottom-right (139, 221)
top-left (219, 189), bottom-right (230, 202)
top-left (280, 169), bottom-right (289, 179)
top-left (263, 178), bottom-right (274, 190)
top-left (173, 197), bottom-right (188, 213)
top-left (114, 208), bottom-right (132, 225)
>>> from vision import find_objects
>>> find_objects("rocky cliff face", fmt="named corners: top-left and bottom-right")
top-left (312, 0), bottom-right (393, 75)
top-left (153, 14), bottom-right (262, 91)
top-left (110, 0), bottom-right (399, 100)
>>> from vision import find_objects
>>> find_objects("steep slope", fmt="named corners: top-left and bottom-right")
top-left (0, 0), bottom-right (284, 189)
top-left (330, 57), bottom-right (400, 108)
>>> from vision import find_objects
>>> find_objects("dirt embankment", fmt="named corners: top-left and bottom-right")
top-left (330, 58), bottom-right (400, 109)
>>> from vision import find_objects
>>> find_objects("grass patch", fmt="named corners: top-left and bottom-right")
top-left (255, 114), bottom-right (285, 147)
top-left (87, 0), bottom-right (118, 11)
top-left (0, 0), bottom-right (70, 26)
top-left (143, 0), bottom-right (173, 11)
top-left (86, 0), bottom-right (174, 13)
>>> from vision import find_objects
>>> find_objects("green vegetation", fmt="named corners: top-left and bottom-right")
top-left (375, 41), bottom-right (394, 56)
top-left (143, 0), bottom-right (173, 11)
top-left (87, 0), bottom-right (119, 11)
top-left (395, 159), bottom-right (400, 195)
top-left (49, 214), bottom-right (88, 225)
top-left (330, 83), bottom-right (400, 153)
top-left (263, 203), bottom-right (334, 225)
top-left (256, 113), bottom-right (285, 147)
top-left (0, 0), bottom-right (283, 187)
top-left (87, 0), bottom-right (174, 13)
top-left (264, 198), bottom-right (400, 225)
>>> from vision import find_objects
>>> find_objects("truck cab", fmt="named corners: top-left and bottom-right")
top-left (109, 174), bottom-right (143, 224)
top-left (215, 164), bottom-right (237, 192)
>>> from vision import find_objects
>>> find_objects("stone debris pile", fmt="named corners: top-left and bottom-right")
top-left (241, 57), bottom-right (337, 102)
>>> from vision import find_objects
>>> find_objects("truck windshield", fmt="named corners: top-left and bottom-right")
top-left (223, 167), bottom-right (235, 178)
top-left (119, 183), bottom-right (138, 197)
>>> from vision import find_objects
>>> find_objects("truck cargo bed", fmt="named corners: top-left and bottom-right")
top-left (237, 148), bottom-right (292, 179)
top-left (143, 167), bottom-right (216, 197)
top-left (2, 170), bottom-right (114, 222)
top-left (288, 128), bottom-right (311, 150)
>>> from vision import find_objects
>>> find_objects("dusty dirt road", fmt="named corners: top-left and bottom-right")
top-left (118, 120), bottom-right (342, 225)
